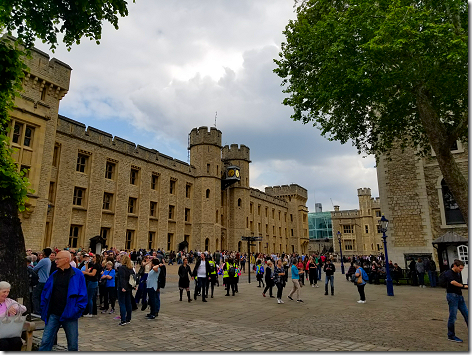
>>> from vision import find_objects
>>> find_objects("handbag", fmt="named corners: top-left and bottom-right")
top-left (129, 272), bottom-right (137, 288)
top-left (0, 303), bottom-right (26, 339)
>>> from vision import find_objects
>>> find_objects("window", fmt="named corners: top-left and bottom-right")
top-left (205, 238), bottom-right (209, 251)
top-left (20, 165), bottom-right (30, 178)
top-left (441, 179), bottom-right (465, 225)
top-left (41, 86), bottom-right (47, 101)
top-left (150, 201), bottom-right (157, 217)
top-left (238, 198), bottom-right (242, 207)
top-left (125, 230), bottom-right (134, 250)
top-left (167, 233), bottom-right (173, 251)
top-left (265, 207), bottom-right (268, 217)
top-left (377, 243), bottom-right (381, 251)
top-left (365, 225), bottom-right (369, 234)
top-left (291, 229), bottom-right (294, 236)
top-left (103, 193), bottom-right (113, 210)
top-left (12, 123), bottom-right (22, 144)
top-left (130, 168), bottom-right (139, 185)
top-left (23, 126), bottom-right (34, 147)
top-left (76, 154), bottom-right (88, 173)
top-left (168, 205), bottom-right (175, 219)
top-left (186, 184), bottom-right (191, 198)
top-left (344, 240), bottom-right (353, 250)
top-left (207, 164), bottom-right (210, 173)
top-left (69, 225), bottom-right (81, 248)
top-left (105, 161), bottom-right (115, 179)
top-left (73, 187), bottom-right (86, 206)
top-left (279, 211), bottom-right (281, 220)
top-left (290, 214), bottom-right (293, 222)
top-left (250, 203), bottom-right (253, 214)
top-left (148, 232), bottom-right (155, 250)
top-left (52, 144), bottom-right (60, 167)
top-left (343, 225), bottom-right (353, 234)
top-left (185, 208), bottom-right (191, 222)
top-left (258, 205), bottom-right (261, 215)
top-left (128, 197), bottom-right (137, 214)
top-left (152, 174), bottom-right (159, 190)
top-left (377, 225), bottom-right (382, 234)
top-left (170, 179), bottom-right (176, 194)
top-left (100, 227), bottom-right (110, 246)
top-left (48, 182), bottom-right (55, 203)
top-left (375, 210), bottom-right (381, 217)
top-left (272, 209), bottom-right (275, 219)
top-left (206, 189), bottom-right (210, 198)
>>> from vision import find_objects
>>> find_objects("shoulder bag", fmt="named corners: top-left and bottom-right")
top-left (0, 303), bottom-right (26, 339)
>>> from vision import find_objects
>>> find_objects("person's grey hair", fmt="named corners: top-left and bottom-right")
top-left (31, 255), bottom-right (37, 261)
top-left (26, 256), bottom-right (33, 262)
top-left (0, 281), bottom-right (11, 291)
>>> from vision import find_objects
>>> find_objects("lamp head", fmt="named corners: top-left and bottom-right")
top-left (337, 231), bottom-right (341, 242)
top-left (379, 215), bottom-right (389, 232)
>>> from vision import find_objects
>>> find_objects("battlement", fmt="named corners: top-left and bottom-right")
top-left (222, 144), bottom-right (251, 162)
top-left (357, 187), bottom-right (372, 196)
top-left (265, 184), bottom-right (308, 200)
top-left (57, 115), bottom-right (195, 174)
top-left (250, 188), bottom-right (288, 208)
top-left (371, 197), bottom-right (381, 208)
top-left (188, 126), bottom-right (222, 148)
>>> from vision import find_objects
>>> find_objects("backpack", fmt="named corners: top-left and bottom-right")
top-left (158, 264), bottom-right (166, 289)
top-left (361, 268), bottom-right (369, 281)
top-left (438, 270), bottom-right (449, 288)
top-left (228, 266), bottom-right (236, 277)
top-left (209, 262), bottom-right (216, 274)
top-left (28, 267), bottom-right (39, 287)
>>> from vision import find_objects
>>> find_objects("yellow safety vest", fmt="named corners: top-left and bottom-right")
top-left (209, 260), bottom-right (216, 275)
top-left (223, 262), bottom-right (230, 278)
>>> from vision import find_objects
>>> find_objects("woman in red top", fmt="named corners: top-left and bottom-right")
top-left (296, 257), bottom-right (305, 286)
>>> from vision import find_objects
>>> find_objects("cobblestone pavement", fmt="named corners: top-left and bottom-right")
top-left (32, 263), bottom-right (468, 351)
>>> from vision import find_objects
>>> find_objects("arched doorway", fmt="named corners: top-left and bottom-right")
top-left (205, 238), bottom-right (209, 251)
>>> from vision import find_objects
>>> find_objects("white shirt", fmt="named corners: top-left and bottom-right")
top-left (197, 262), bottom-right (207, 278)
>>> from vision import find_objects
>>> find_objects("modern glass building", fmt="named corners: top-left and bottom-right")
top-left (308, 211), bottom-right (333, 240)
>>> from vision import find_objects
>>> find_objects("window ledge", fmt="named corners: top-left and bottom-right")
top-left (441, 224), bottom-right (467, 229)
top-left (102, 210), bottom-right (115, 215)
top-left (72, 206), bottom-right (87, 211)
top-left (149, 217), bottom-right (159, 221)
top-left (185, 221), bottom-right (192, 225)
top-left (168, 219), bottom-right (176, 223)
top-left (128, 213), bottom-right (138, 218)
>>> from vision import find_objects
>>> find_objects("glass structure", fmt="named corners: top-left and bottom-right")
top-left (308, 211), bottom-right (333, 240)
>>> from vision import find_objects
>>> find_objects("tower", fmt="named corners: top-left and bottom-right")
top-left (188, 126), bottom-right (222, 251)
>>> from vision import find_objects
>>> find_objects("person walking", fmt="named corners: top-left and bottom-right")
top-left (308, 257), bottom-right (318, 287)
top-left (323, 259), bottom-right (336, 296)
top-left (287, 259), bottom-right (303, 302)
top-left (206, 255), bottom-right (218, 298)
top-left (416, 258), bottom-right (426, 288)
top-left (273, 259), bottom-right (286, 304)
top-left (444, 259), bottom-right (468, 343)
top-left (429, 258), bottom-right (438, 287)
top-left (39, 251), bottom-right (87, 351)
top-left (193, 253), bottom-right (210, 302)
top-left (262, 260), bottom-right (275, 298)
top-left (256, 260), bottom-right (265, 288)
top-left (354, 262), bottom-right (369, 303)
top-left (223, 258), bottom-right (237, 297)
top-left (117, 255), bottom-right (135, 326)
top-left (178, 257), bottom-right (193, 302)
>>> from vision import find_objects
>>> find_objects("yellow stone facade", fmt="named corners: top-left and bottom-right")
top-left (11, 47), bottom-right (309, 254)
top-left (331, 188), bottom-right (383, 256)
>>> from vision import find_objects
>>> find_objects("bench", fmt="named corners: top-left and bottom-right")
top-left (21, 321), bottom-right (35, 351)
top-left (376, 270), bottom-right (410, 285)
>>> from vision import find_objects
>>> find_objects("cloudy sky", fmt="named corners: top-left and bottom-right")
top-left (34, 0), bottom-right (379, 211)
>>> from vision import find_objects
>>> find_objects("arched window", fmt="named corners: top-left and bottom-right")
top-left (237, 198), bottom-right (242, 207)
top-left (238, 241), bottom-right (242, 252)
top-left (205, 238), bottom-right (209, 251)
top-left (206, 189), bottom-right (210, 198)
top-left (441, 179), bottom-right (465, 225)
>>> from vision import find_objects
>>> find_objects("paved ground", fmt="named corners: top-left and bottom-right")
top-left (32, 263), bottom-right (469, 351)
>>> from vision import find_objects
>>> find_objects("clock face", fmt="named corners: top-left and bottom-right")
top-left (228, 169), bottom-right (235, 177)
top-left (235, 169), bottom-right (240, 178)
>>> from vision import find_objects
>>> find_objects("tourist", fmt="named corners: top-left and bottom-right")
top-left (82, 254), bottom-right (102, 317)
top-left (256, 259), bottom-right (265, 288)
top-left (178, 257), bottom-right (193, 302)
top-left (39, 251), bottom-right (87, 351)
top-left (206, 255), bottom-right (218, 298)
top-left (193, 253), bottom-right (210, 302)
top-left (273, 259), bottom-right (286, 304)
top-left (100, 261), bottom-right (116, 314)
top-left (135, 255), bottom-right (152, 311)
top-left (416, 258), bottom-right (425, 288)
top-left (32, 247), bottom-right (52, 315)
top-left (0, 281), bottom-right (27, 351)
top-left (308, 257), bottom-right (319, 287)
top-left (223, 257), bottom-right (237, 296)
top-left (287, 259), bottom-right (303, 303)
top-left (323, 259), bottom-right (336, 296)
top-left (296, 257), bottom-right (305, 287)
top-left (262, 260), bottom-right (274, 298)
top-left (117, 255), bottom-right (135, 326)
top-left (354, 262), bottom-right (369, 303)
top-left (444, 259), bottom-right (468, 343)
top-left (429, 258), bottom-right (437, 288)
top-left (145, 258), bottom-right (161, 319)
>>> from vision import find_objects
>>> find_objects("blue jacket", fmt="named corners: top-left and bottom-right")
top-left (41, 267), bottom-right (88, 324)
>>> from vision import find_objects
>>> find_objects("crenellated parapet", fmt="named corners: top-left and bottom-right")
top-left (357, 187), bottom-right (372, 196)
top-left (250, 188), bottom-right (288, 208)
top-left (222, 144), bottom-right (251, 162)
top-left (188, 126), bottom-right (222, 148)
top-left (57, 115), bottom-right (195, 174)
top-left (265, 184), bottom-right (308, 200)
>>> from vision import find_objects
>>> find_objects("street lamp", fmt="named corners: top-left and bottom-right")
top-left (336, 231), bottom-right (345, 274)
top-left (379, 215), bottom-right (394, 296)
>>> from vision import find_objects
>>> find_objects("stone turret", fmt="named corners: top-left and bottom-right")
top-left (189, 126), bottom-right (222, 149)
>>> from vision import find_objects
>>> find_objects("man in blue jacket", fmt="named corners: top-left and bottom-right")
top-left (39, 250), bottom-right (87, 351)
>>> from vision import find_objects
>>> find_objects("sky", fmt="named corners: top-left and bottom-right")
top-left (33, 0), bottom-right (379, 211)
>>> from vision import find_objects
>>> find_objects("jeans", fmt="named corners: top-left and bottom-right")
top-left (147, 288), bottom-right (160, 315)
top-left (104, 286), bottom-right (116, 310)
top-left (32, 282), bottom-right (46, 314)
top-left (428, 271), bottom-right (437, 287)
top-left (447, 293), bottom-right (468, 338)
top-left (196, 277), bottom-right (208, 300)
top-left (86, 281), bottom-right (98, 315)
top-left (118, 290), bottom-right (132, 323)
top-left (276, 282), bottom-right (284, 299)
top-left (325, 275), bottom-right (334, 294)
top-left (357, 284), bottom-right (366, 301)
top-left (418, 272), bottom-right (425, 286)
top-left (39, 314), bottom-right (78, 351)
top-left (135, 273), bottom-right (148, 304)
top-left (318, 267), bottom-right (322, 280)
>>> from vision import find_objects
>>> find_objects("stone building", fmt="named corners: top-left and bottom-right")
top-left (376, 142), bottom-right (468, 271)
top-left (10, 46), bottom-right (309, 254)
top-left (331, 188), bottom-right (383, 257)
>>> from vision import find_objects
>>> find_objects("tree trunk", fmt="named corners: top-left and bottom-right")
top-left (0, 197), bottom-right (30, 305)
top-left (417, 88), bottom-right (468, 225)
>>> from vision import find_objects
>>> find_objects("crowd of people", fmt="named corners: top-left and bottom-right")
top-left (0, 246), bottom-right (467, 351)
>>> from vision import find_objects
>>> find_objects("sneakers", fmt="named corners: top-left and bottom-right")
top-left (297, 299), bottom-right (304, 303)
top-left (262, 293), bottom-right (266, 297)
top-left (270, 295), bottom-right (275, 298)
top-left (315, 285), bottom-right (319, 288)
top-left (448, 336), bottom-right (463, 343)
top-left (287, 296), bottom-right (293, 301)
top-left (146, 315), bottom-right (156, 320)
top-left (109, 309), bottom-right (115, 314)
top-left (277, 299), bottom-right (285, 304)
top-left (101, 310), bottom-right (108, 314)
top-left (113, 316), bottom-right (121, 320)
top-left (312, 285), bottom-right (315, 287)
top-left (118, 321), bottom-right (127, 326)
top-left (357, 300), bottom-right (366, 304)
top-left (83, 314), bottom-right (93, 318)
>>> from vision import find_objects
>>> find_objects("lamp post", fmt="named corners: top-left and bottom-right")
top-left (379, 215), bottom-right (394, 296)
top-left (336, 231), bottom-right (345, 274)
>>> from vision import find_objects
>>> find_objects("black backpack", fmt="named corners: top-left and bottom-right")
top-left (438, 270), bottom-right (449, 288)
top-left (209, 263), bottom-right (216, 274)
top-left (27, 267), bottom-right (39, 287)
top-left (158, 264), bottom-right (166, 289)
top-left (228, 266), bottom-right (236, 277)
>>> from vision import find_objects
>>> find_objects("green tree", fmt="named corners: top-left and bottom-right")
top-left (0, 0), bottom-right (133, 302)
top-left (274, 0), bottom-right (468, 222)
